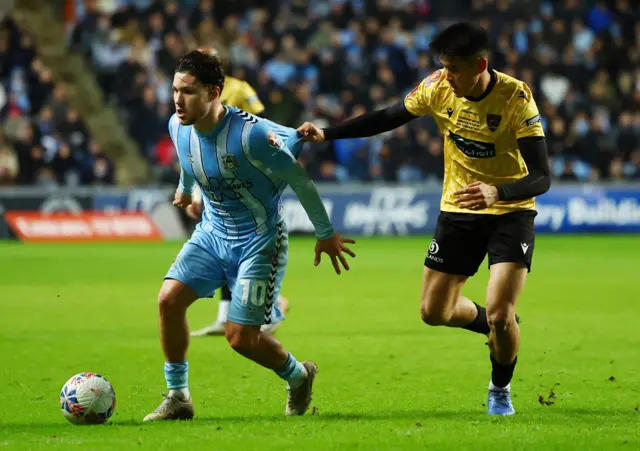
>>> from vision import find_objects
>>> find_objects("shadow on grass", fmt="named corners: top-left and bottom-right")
top-left (2, 407), bottom-right (637, 432)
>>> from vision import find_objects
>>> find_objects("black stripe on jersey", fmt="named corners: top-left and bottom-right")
top-left (238, 121), bottom-right (278, 193)
top-left (448, 131), bottom-right (496, 158)
top-left (238, 120), bottom-right (271, 231)
top-left (227, 118), bottom-right (258, 231)
top-left (195, 131), bottom-right (229, 237)
top-left (221, 120), bottom-right (241, 236)
top-left (238, 110), bottom-right (259, 124)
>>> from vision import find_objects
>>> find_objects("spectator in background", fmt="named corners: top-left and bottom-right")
top-left (559, 160), bottom-right (580, 181)
top-left (50, 142), bottom-right (80, 185)
top-left (81, 141), bottom-right (113, 184)
top-left (0, 0), bottom-right (639, 186)
top-left (0, 129), bottom-right (18, 185)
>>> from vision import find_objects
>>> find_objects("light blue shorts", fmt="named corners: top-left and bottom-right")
top-left (165, 222), bottom-right (288, 326)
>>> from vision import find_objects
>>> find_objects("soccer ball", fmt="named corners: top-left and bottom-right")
top-left (59, 372), bottom-right (116, 425)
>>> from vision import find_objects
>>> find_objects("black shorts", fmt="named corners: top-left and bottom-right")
top-left (424, 210), bottom-right (537, 277)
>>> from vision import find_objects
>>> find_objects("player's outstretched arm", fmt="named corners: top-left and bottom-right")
top-left (298, 102), bottom-right (417, 143)
top-left (298, 69), bottom-right (444, 143)
top-left (281, 163), bottom-right (356, 275)
top-left (248, 124), bottom-right (356, 274)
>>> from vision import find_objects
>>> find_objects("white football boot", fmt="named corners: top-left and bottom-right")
top-left (143, 392), bottom-right (194, 422)
top-left (285, 361), bottom-right (318, 416)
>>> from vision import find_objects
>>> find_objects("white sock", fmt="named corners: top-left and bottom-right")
top-left (169, 387), bottom-right (190, 400)
top-left (489, 381), bottom-right (510, 392)
top-left (216, 300), bottom-right (230, 323)
top-left (288, 364), bottom-right (309, 390)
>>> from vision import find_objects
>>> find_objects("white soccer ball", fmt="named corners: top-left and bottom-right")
top-left (59, 372), bottom-right (116, 425)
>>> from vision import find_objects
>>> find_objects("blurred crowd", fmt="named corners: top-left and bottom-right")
top-left (0, 16), bottom-right (116, 187)
top-left (0, 0), bottom-right (639, 186)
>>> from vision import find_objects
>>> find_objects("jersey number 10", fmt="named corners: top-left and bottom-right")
top-left (238, 279), bottom-right (268, 306)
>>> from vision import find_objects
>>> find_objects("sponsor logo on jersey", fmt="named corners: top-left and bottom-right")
top-left (525, 114), bottom-right (541, 127)
top-left (268, 131), bottom-right (284, 150)
top-left (447, 107), bottom-right (454, 118)
top-left (486, 114), bottom-right (502, 132)
top-left (448, 131), bottom-right (496, 158)
top-left (208, 177), bottom-right (254, 202)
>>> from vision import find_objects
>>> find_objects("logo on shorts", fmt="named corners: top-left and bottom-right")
top-left (521, 243), bottom-right (529, 254)
top-left (427, 239), bottom-right (444, 263)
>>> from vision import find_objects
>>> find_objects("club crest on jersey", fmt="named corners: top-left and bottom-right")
top-left (221, 153), bottom-right (239, 171)
top-left (486, 114), bottom-right (502, 132)
top-left (186, 153), bottom-right (194, 164)
top-left (268, 131), bottom-right (284, 150)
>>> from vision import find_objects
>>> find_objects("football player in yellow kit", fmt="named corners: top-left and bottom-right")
top-left (188, 47), bottom-right (289, 337)
top-left (297, 22), bottom-right (551, 416)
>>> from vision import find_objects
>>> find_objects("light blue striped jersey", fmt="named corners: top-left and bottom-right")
top-left (168, 107), bottom-right (333, 240)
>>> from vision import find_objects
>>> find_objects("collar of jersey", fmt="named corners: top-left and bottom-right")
top-left (464, 69), bottom-right (497, 102)
top-left (194, 106), bottom-right (230, 139)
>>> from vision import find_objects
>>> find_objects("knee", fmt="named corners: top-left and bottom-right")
top-left (420, 299), bottom-right (451, 326)
top-left (158, 280), bottom-right (197, 311)
top-left (487, 307), bottom-right (515, 332)
top-left (225, 327), bottom-right (259, 355)
top-left (158, 288), bottom-right (179, 311)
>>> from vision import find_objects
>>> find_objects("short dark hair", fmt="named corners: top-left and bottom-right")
top-left (175, 50), bottom-right (225, 91)
top-left (429, 22), bottom-right (489, 59)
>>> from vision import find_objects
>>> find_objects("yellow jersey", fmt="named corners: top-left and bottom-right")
top-left (404, 69), bottom-right (545, 215)
top-left (221, 76), bottom-right (265, 115)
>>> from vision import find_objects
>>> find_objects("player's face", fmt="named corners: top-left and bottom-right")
top-left (440, 56), bottom-right (485, 97)
top-left (172, 72), bottom-right (217, 125)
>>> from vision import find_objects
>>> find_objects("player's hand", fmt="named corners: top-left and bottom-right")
top-left (172, 190), bottom-right (192, 209)
top-left (297, 122), bottom-right (325, 143)
top-left (314, 233), bottom-right (356, 275)
top-left (454, 182), bottom-right (499, 210)
top-left (185, 201), bottom-right (202, 220)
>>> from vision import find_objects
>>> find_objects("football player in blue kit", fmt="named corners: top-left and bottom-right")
top-left (143, 51), bottom-right (356, 421)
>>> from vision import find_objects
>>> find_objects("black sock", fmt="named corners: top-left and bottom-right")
top-left (221, 284), bottom-right (232, 300)
top-left (461, 302), bottom-right (490, 335)
top-left (490, 354), bottom-right (517, 388)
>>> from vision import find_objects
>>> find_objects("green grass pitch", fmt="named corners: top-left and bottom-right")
top-left (0, 236), bottom-right (639, 450)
